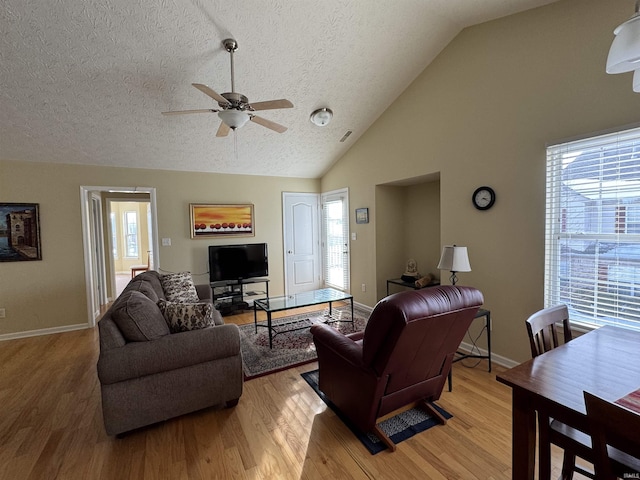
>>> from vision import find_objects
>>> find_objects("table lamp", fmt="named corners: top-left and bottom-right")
top-left (437, 245), bottom-right (471, 285)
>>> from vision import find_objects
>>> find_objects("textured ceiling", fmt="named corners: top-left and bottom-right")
top-left (0, 0), bottom-right (560, 178)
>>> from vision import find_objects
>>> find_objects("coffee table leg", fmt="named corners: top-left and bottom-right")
top-left (254, 302), bottom-right (258, 333)
top-left (268, 311), bottom-right (273, 349)
top-left (351, 297), bottom-right (354, 323)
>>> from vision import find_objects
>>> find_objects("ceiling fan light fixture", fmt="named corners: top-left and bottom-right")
top-left (633, 69), bottom-right (640, 92)
top-left (606, 2), bottom-right (640, 74)
top-left (218, 110), bottom-right (250, 130)
top-left (310, 108), bottom-right (333, 127)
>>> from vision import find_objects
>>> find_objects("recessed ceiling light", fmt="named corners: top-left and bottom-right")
top-left (310, 108), bottom-right (333, 127)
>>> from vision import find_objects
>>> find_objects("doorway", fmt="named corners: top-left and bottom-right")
top-left (80, 186), bottom-right (159, 326)
top-left (321, 188), bottom-right (350, 292)
top-left (108, 198), bottom-right (153, 297)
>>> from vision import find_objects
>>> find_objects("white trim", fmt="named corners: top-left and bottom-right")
top-left (546, 121), bottom-right (640, 148)
top-left (90, 193), bottom-right (108, 307)
top-left (0, 323), bottom-right (90, 342)
top-left (354, 301), bottom-right (519, 368)
top-left (80, 187), bottom-right (96, 327)
top-left (457, 342), bottom-right (519, 369)
top-left (354, 301), bottom-right (372, 314)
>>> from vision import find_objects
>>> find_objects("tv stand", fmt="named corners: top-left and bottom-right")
top-left (211, 278), bottom-right (269, 316)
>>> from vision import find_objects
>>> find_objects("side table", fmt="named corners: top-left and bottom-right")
top-left (448, 308), bottom-right (491, 391)
top-left (386, 278), bottom-right (439, 296)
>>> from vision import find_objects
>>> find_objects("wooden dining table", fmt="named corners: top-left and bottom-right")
top-left (496, 325), bottom-right (640, 480)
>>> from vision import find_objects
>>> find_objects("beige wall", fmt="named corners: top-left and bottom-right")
top-left (321, 0), bottom-right (640, 363)
top-left (2, 0), bottom-right (639, 364)
top-left (0, 159), bottom-right (318, 336)
top-left (374, 180), bottom-right (441, 298)
top-left (404, 181), bottom-right (441, 284)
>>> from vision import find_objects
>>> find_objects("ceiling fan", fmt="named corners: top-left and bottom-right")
top-left (162, 38), bottom-right (293, 136)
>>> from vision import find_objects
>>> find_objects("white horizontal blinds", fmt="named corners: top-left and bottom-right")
top-left (545, 126), bottom-right (640, 330)
top-left (321, 191), bottom-right (350, 292)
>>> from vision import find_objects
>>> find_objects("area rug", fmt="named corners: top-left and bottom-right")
top-left (239, 304), bottom-right (369, 380)
top-left (301, 369), bottom-right (452, 454)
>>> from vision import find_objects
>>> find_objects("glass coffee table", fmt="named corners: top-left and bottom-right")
top-left (253, 288), bottom-right (354, 349)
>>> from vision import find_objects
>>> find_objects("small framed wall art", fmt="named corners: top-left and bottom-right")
top-left (190, 203), bottom-right (255, 238)
top-left (355, 207), bottom-right (369, 224)
top-left (0, 203), bottom-right (42, 262)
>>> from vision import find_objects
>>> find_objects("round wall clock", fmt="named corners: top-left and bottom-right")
top-left (472, 186), bottom-right (496, 210)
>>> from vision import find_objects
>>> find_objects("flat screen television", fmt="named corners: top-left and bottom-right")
top-left (208, 243), bottom-right (268, 282)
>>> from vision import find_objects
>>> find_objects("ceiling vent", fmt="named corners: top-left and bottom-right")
top-left (339, 130), bottom-right (353, 143)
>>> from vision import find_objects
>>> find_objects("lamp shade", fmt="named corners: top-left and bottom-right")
top-left (437, 246), bottom-right (471, 273)
top-left (607, 13), bottom-right (640, 74)
top-left (218, 110), bottom-right (250, 129)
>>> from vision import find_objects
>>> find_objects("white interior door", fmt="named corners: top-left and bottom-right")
top-left (283, 192), bottom-right (321, 295)
top-left (321, 188), bottom-right (350, 292)
top-left (90, 194), bottom-right (107, 312)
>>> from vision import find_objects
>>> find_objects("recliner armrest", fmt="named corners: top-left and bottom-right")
top-left (310, 323), bottom-right (366, 368)
top-left (98, 323), bottom-right (240, 385)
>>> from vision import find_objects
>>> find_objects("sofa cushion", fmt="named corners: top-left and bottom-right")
top-left (125, 278), bottom-right (161, 303)
top-left (112, 291), bottom-right (170, 342)
top-left (160, 272), bottom-right (200, 303)
top-left (157, 299), bottom-right (216, 333)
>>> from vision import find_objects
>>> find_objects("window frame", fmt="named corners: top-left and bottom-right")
top-left (545, 125), bottom-right (640, 332)
top-left (123, 210), bottom-right (139, 259)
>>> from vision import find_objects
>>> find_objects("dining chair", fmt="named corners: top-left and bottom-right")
top-left (583, 391), bottom-right (640, 480)
top-left (526, 305), bottom-right (595, 480)
top-left (130, 251), bottom-right (151, 278)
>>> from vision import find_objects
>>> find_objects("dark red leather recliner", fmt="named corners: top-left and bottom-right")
top-left (310, 285), bottom-right (484, 451)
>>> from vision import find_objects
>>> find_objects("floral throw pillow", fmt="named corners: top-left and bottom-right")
top-left (157, 299), bottom-right (215, 333)
top-left (160, 272), bottom-right (199, 303)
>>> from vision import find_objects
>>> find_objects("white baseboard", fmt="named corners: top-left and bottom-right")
top-left (458, 341), bottom-right (519, 369)
top-left (354, 301), bottom-right (373, 314)
top-left (356, 301), bottom-right (519, 369)
top-left (0, 323), bottom-right (91, 342)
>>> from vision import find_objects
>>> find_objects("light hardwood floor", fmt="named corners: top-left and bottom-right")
top-left (0, 308), bottom-right (592, 479)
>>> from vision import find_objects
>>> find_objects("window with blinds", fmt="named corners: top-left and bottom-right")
top-left (321, 189), bottom-right (350, 292)
top-left (545, 126), bottom-right (640, 331)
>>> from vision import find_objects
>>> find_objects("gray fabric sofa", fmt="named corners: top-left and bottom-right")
top-left (96, 270), bottom-right (243, 436)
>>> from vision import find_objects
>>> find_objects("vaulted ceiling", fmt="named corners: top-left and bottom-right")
top-left (1, 0), bottom-right (560, 178)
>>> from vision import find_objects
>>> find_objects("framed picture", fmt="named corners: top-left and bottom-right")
top-left (190, 204), bottom-right (255, 238)
top-left (356, 207), bottom-right (369, 224)
top-left (0, 203), bottom-right (42, 262)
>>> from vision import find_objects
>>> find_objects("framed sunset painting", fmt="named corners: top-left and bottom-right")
top-left (189, 204), bottom-right (255, 238)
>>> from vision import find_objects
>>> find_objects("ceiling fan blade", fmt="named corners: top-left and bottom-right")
top-left (192, 83), bottom-right (230, 105)
top-left (250, 115), bottom-right (288, 133)
top-left (216, 121), bottom-right (231, 137)
top-left (161, 109), bottom-right (218, 115)
top-left (249, 99), bottom-right (294, 111)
